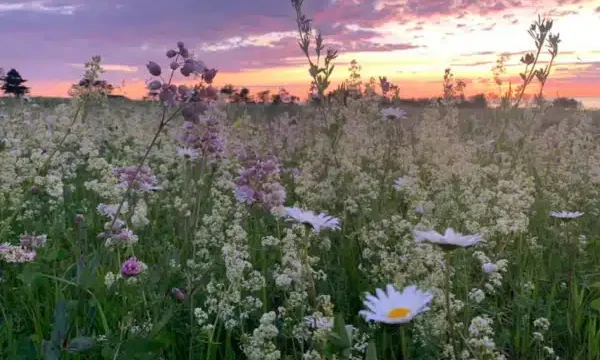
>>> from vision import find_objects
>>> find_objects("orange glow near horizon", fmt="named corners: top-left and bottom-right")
top-left (12, 2), bottom-right (600, 101)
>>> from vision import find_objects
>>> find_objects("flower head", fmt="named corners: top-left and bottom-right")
top-left (112, 166), bottom-right (161, 192)
top-left (121, 257), bottom-right (147, 277)
top-left (0, 243), bottom-right (36, 263)
top-left (304, 315), bottom-right (334, 330)
top-left (176, 147), bottom-right (200, 160)
top-left (393, 176), bottom-right (414, 191)
top-left (359, 284), bottom-right (433, 324)
top-left (234, 153), bottom-right (286, 211)
top-left (550, 211), bottom-right (584, 220)
top-left (380, 107), bottom-right (408, 120)
top-left (414, 227), bottom-right (482, 249)
top-left (284, 207), bottom-right (340, 234)
top-left (19, 234), bottom-right (47, 250)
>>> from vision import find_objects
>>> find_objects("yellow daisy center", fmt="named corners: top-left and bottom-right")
top-left (387, 307), bottom-right (411, 319)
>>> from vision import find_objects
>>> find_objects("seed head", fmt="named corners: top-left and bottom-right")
top-left (202, 68), bottom-right (218, 84)
top-left (166, 49), bottom-right (177, 58)
top-left (148, 80), bottom-right (162, 91)
top-left (170, 61), bottom-right (180, 70)
top-left (146, 61), bottom-right (162, 76)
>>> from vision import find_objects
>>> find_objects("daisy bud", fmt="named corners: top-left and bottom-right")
top-left (177, 41), bottom-right (185, 49)
top-left (170, 287), bottom-right (186, 301)
top-left (170, 61), bottom-right (179, 70)
top-left (146, 61), bottom-right (162, 76)
top-left (166, 49), bottom-right (177, 58)
top-left (180, 48), bottom-right (190, 58)
top-left (147, 80), bottom-right (162, 91)
top-left (74, 214), bottom-right (85, 224)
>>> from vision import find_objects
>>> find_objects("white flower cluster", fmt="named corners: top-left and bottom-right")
top-left (242, 312), bottom-right (281, 360)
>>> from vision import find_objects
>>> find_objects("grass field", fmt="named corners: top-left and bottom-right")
top-left (2, 92), bottom-right (600, 360)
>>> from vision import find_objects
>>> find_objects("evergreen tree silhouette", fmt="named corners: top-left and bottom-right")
top-left (1, 69), bottom-right (30, 98)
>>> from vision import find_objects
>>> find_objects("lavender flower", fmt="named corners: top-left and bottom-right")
top-left (121, 257), bottom-right (147, 277)
top-left (19, 234), bottom-right (47, 250)
top-left (234, 153), bottom-right (286, 211)
top-left (112, 165), bottom-right (161, 192)
top-left (178, 115), bottom-right (225, 161)
top-left (0, 243), bottom-right (36, 263)
top-left (98, 220), bottom-right (138, 247)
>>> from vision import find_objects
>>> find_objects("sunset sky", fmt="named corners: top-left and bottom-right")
top-left (1, 0), bottom-right (599, 100)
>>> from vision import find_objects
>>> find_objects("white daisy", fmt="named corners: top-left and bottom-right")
top-left (380, 107), bottom-right (408, 120)
top-left (283, 207), bottom-right (341, 234)
top-left (550, 211), bottom-right (584, 219)
top-left (414, 227), bottom-right (482, 248)
top-left (359, 284), bottom-right (433, 324)
top-left (176, 147), bottom-right (200, 160)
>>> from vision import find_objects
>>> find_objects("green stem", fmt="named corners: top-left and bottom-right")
top-left (400, 326), bottom-right (410, 359)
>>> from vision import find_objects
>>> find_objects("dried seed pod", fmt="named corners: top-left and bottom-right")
top-left (147, 80), bottom-right (162, 90)
top-left (146, 61), bottom-right (162, 76)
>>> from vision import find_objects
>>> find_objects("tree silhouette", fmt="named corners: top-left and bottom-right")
top-left (220, 84), bottom-right (236, 96)
top-left (256, 90), bottom-right (271, 104)
top-left (238, 87), bottom-right (250, 103)
top-left (1, 69), bottom-right (30, 98)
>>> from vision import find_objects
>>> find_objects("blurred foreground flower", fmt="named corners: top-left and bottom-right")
top-left (414, 227), bottom-right (482, 249)
top-left (359, 284), bottom-right (433, 324)
top-left (550, 211), bottom-right (584, 220)
top-left (283, 207), bottom-right (340, 234)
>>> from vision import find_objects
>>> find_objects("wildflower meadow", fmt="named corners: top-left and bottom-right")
top-left (1, 2), bottom-right (600, 359)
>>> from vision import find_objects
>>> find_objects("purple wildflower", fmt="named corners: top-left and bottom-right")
top-left (121, 257), bottom-right (147, 277)
top-left (178, 115), bottom-right (225, 161)
top-left (0, 243), bottom-right (36, 263)
top-left (234, 152), bottom-right (286, 211)
top-left (112, 165), bottom-right (161, 193)
top-left (98, 219), bottom-right (138, 247)
top-left (19, 234), bottom-right (47, 250)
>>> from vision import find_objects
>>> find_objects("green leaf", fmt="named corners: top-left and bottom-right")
top-left (591, 298), bottom-right (600, 312)
top-left (328, 314), bottom-right (351, 349)
top-left (366, 340), bottom-right (378, 360)
top-left (50, 300), bottom-right (69, 346)
top-left (150, 308), bottom-right (173, 336)
top-left (67, 336), bottom-right (95, 352)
